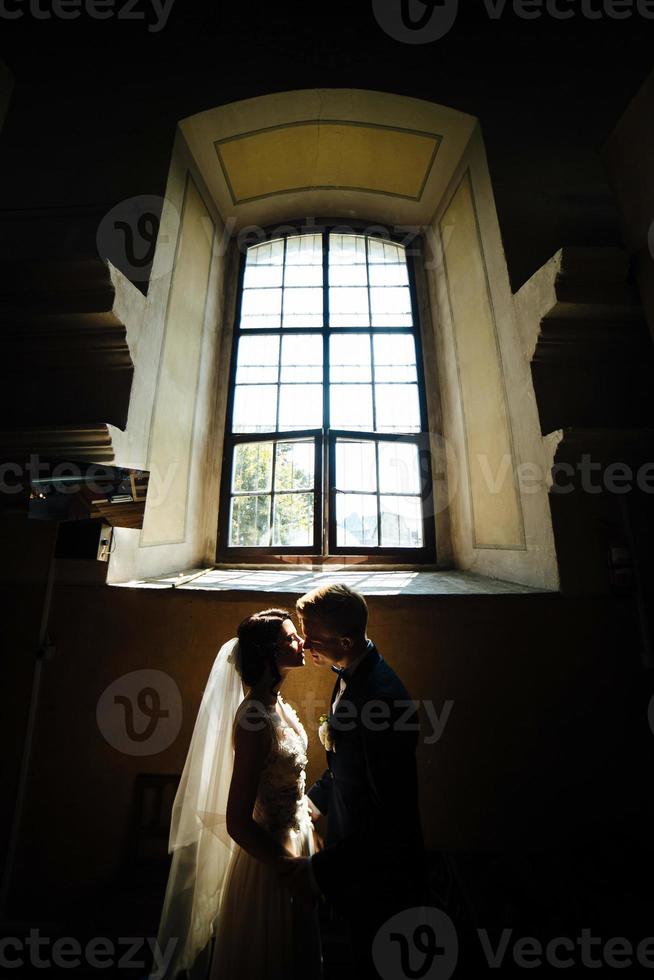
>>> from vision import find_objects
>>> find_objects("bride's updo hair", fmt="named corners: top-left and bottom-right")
top-left (236, 608), bottom-right (292, 690)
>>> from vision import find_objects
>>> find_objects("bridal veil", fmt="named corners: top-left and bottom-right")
top-left (150, 637), bottom-right (243, 980)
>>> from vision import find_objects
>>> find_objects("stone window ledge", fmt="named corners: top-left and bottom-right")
top-left (109, 565), bottom-right (553, 596)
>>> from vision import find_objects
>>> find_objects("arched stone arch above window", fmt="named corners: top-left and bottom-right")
top-left (108, 90), bottom-right (559, 593)
top-left (178, 88), bottom-right (477, 233)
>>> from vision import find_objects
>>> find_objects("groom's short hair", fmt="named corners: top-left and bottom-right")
top-left (296, 583), bottom-right (368, 641)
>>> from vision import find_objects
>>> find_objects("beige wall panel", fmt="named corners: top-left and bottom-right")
top-left (440, 172), bottom-right (524, 550)
top-left (141, 176), bottom-right (214, 547)
top-left (217, 122), bottom-right (439, 202)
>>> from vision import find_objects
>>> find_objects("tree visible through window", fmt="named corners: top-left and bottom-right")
top-left (218, 229), bottom-right (435, 561)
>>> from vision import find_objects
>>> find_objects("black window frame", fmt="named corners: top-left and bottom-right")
top-left (217, 220), bottom-right (437, 564)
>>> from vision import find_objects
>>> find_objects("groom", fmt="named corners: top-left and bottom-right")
top-left (279, 583), bottom-right (427, 978)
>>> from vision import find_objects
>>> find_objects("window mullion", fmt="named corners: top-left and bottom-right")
top-left (322, 230), bottom-right (330, 556)
top-left (268, 441), bottom-right (277, 548)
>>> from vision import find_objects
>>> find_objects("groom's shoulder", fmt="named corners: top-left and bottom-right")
top-left (366, 647), bottom-right (411, 700)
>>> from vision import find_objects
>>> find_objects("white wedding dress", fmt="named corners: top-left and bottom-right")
top-left (208, 694), bottom-right (323, 980)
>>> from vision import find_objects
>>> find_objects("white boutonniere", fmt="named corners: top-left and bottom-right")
top-left (318, 714), bottom-right (336, 753)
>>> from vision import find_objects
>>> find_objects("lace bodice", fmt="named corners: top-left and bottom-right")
top-left (237, 695), bottom-right (311, 838)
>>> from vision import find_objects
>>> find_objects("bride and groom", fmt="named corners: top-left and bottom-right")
top-left (151, 583), bottom-right (426, 980)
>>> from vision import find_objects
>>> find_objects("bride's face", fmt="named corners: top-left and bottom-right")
top-left (275, 619), bottom-right (306, 670)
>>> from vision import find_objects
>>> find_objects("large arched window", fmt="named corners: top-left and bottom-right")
top-left (218, 227), bottom-right (436, 562)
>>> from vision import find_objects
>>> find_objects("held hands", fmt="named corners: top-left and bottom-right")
top-left (305, 797), bottom-right (324, 851)
top-left (277, 856), bottom-right (322, 902)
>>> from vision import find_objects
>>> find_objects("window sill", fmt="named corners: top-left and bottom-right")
top-left (109, 564), bottom-right (554, 596)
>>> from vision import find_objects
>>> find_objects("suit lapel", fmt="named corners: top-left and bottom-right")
top-left (328, 674), bottom-right (341, 721)
top-left (331, 641), bottom-right (381, 721)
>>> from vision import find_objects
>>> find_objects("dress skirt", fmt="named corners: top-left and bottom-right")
top-left (208, 812), bottom-right (322, 980)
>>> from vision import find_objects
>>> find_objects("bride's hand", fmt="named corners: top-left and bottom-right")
top-left (306, 797), bottom-right (321, 823)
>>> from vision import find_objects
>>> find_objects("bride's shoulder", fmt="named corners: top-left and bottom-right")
top-left (233, 694), bottom-right (276, 735)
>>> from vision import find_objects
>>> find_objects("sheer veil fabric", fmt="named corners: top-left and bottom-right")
top-left (150, 637), bottom-right (244, 980)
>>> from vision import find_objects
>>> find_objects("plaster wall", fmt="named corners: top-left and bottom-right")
top-left (10, 582), bottom-right (642, 916)
top-left (425, 127), bottom-right (559, 590)
top-left (107, 132), bottom-right (230, 583)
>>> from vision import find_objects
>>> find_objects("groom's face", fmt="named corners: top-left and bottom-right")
top-left (299, 614), bottom-right (352, 667)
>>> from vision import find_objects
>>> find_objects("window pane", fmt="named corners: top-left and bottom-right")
top-left (248, 239), bottom-right (284, 265)
top-left (282, 235), bottom-right (323, 321)
top-left (282, 286), bottom-right (323, 325)
top-left (232, 385), bottom-right (277, 432)
top-left (286, 234), bottom-right (322, 265)
top-left (380, 496), bottom-right (423, 547)
top-left (240, 287), bottom-right (282, 330)
top-left (230, 494), bottom-right (271, 547)
top-left (370, 286), bottom-right (413, 327)
top-left (280, 334), bottom-right (323, 383)
top-left (329, 287), bottom-right (370, 327)
top-left (368, 262), bottom-right (409, 287)
top-left (239, 312), bottom-right (285, 331)
top-left (330, 384), bottom-right (373, 430)
top-left (336, 493), bottom-right (378, 547)
top-left (235, 335), bottom-right (280, 384)
top-left (284, 264), bottom-right (323, 287)
top-left (335, 440), bottom-right (377, 492)
top-left (232, 443), bottom-right (273, 493)
top-left (243, 263), bottom-right (284, 289)
top-left (283, 312), bottom-right (324, 329)
top-left (329, 234), bottom-right (366, 264)
top-left (375, 384), bottom-right (420, 432)
top-left (373, 334), bottom-right (417, 383)
top-left (367, 238), bottom-right (404, 264)
top-left (329, 334), bottom-right (371, 383)
top-left (378, 442), bottom-right (421, 494)
top-left (329, 263), bottom-right (367, 287)
top-left (274, 441), bottom-right (315, 491)
top-left (272, 493), bottom-right (314, 546)
top-left (278, 384), bottom-right (323, 429)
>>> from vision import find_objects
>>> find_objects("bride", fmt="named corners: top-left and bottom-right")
top-left (150, 608), bottom-right (323, 980)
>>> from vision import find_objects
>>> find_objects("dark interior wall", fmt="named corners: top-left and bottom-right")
top-left (0, 2), bottom-right (652, 288)
top-left (8, 576), bottom-right (651, 919)
top-left (2, 2), bottom-right (654, 950)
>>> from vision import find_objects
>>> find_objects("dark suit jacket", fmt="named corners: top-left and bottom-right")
top-left (308, 640), bottom-right (426, 911)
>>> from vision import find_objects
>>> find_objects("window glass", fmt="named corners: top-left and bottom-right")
top-left (224, 231), bottom-right (429, 555)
